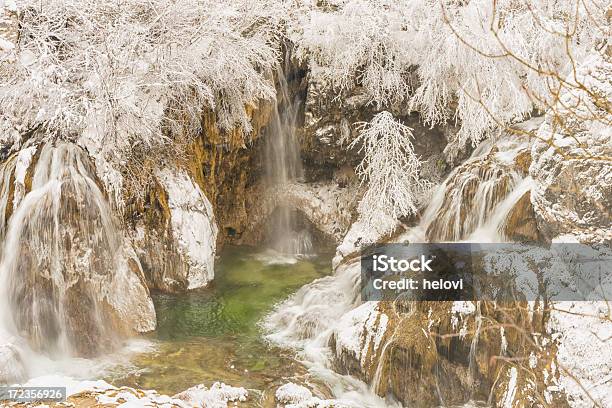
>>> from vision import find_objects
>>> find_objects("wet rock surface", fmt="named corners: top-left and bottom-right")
top-left (329, 300), bottom-right (564, 408)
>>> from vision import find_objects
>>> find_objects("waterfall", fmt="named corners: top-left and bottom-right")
top-left (370, 333), bottom-right (396, 395)
top-left (264, 62), bottom-right (313, 256)
top-left (402, 136), bottom-right (532, 243)
top-left (265, 134), bottom-right (536, 406)
top-left (0, 142), bottom-right (155, 380)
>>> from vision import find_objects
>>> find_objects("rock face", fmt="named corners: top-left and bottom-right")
top-left (185, 106), bottom-right (273, 246)
top-left (123, 102), bottom-right (272, 291)
top-left (329, 300), bottom-right (565, 408)
top-left (236, 181), bottom-right (358, 247)
top-left (129, 169), bottom-right (218, 292)
top-left (299, 64), bottom-right (451, 183)
top-left (503, 191), bottom-right (542, 242)
top-left (0, 142), bottom-right (156, 362)
top-left (530, 53), bottom-right (612, 244)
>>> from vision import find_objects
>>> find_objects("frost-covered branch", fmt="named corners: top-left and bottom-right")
top-left (292, 0), bottom-right (413, 107)
top-left (351, 111), bottom-right (431, 234)
top-left (292, 0), bottom-right (608, 158)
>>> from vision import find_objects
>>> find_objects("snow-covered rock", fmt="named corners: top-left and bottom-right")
top-left (130, 168), bottom-right (218, 292)
top-left (12, 376), bottom-right (249, 408)
top-left (548, 301), bottom-right (612, 408)
top-left (334, 215), bottom-right (398, 268)
top-left (276, 182), bottom-right (356, 242)
top-left (275, 383), bottom-right (313, 404)
top-left (530, 52), bottom-right (612, 244)
top-left (173, 382), bottom-right (248, 408)
top-left (275, 382), bottom-right (355, 408)
top-left (333, 302), bottom-right (389, 371)
top-left (157, 169), bottom-right (218, 290)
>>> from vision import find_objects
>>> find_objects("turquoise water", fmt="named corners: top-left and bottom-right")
top-left (110, 246), bottom-right (332, 396)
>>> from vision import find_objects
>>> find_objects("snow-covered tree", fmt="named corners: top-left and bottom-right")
top-left (292, 0), bottom-right (413, 108)
top-left (408, 0), bottom-right (609, 157)
top-left (0, 0), bottom-right (286, 204)
top-left (292, 0), bottom-right (608, 158)
top-left (351, 111), bottom-right (431, 234)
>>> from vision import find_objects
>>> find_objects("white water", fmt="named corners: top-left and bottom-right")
top-left (265, 63), bottom-right (313, 256)
top-left (0, 143), bottom-right (155, 382)
top-left (402, 136), bottom-right (531, 244)
top-left (370, 333), bottom-right (396, 396)
top-left (265, 136), bottom-right (535, 407)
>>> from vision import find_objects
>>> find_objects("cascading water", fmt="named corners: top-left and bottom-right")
top-left (265, 134), bottom-right (537, 406)
top-left (0, 142), bottom-right (155, 381)
top-left (402, 136), bottom-right (533, 243)
top-left (264, 62), bottom-right (313, 256)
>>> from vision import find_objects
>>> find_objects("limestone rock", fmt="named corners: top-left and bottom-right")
top-left (237, 181), bottom-right (358, 247)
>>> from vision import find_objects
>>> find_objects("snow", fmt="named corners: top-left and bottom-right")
top-left (275, 182), bottom-right (355, 243)
top-left (275, 383), bottom-right (313, 404)
top-left (275, 382), bottom-right (356, 408)
top-left (12, 145), bottom-right (37, 208)
top-left (501, 367), bottom-right (518, 408)
top-left (0, 36), bottom-right (13, 50)
top-left (500, 327), bottom-right (507, 355)
top-left (334, 216), bottom-right (398, 268)
top-left (173, 382), bottom-right (248, 408)
top-left (0, 1), bottom-right (17, 12)
top-left (0, 0), bottom-right (284, 202)
top-left (451, 301), bottom-right (476, 334)
top-left (350, 112), bottom-right (432, 231)
top-left (333, 302), bottom-right (389, 369)
top-left (23, 375), bottom-right (117, 397)
top-left (19, 376), bottom-right (249, 408)
top-left (529, 52), bottom-right (612, 244)
top-left (451, 301), bottom-right (476, 315)
top-left (157, 169), bottom-right (218, 289)
top-left (548, 301), bottom-right (612, 408)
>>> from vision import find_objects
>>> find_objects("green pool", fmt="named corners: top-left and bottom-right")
top-left (108, 246), bottom-right (332, 397)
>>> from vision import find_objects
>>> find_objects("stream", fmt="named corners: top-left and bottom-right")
top-left (106, 246), bottom-right (333, 397)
